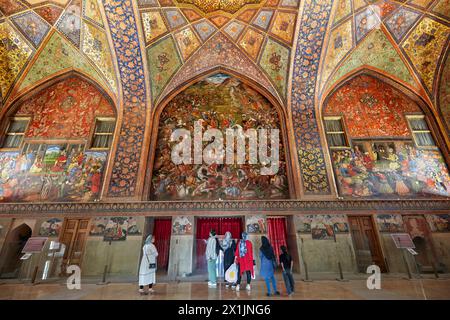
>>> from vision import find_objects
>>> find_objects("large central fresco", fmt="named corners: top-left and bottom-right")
top-left (151, 74), bottom-right (289, 200)
top-left (176, 0), bottom-right (262, 14)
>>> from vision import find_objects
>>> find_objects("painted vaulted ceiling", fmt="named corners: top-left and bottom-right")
top-left (0, 0), bottom-right (449, 113)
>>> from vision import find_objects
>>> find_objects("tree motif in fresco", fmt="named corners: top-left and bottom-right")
top-left (151, 74), bottom-right (289, 200)
top-left (16, 77), bottom-right (115, 138)
top-left (324, 75), bottom-right (421, 138)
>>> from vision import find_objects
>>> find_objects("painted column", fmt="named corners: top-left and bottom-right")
top-left (102, 0), bottom-right (149, 198)
top-left (290, 0), bottom-right (334, 196)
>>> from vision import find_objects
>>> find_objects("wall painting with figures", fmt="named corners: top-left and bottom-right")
top-left (0, 76), bottom-right (115, 202)
top-left (151, 73), bottom-right (289, 200)
top-left (324, 75), bottom-right (450, 199)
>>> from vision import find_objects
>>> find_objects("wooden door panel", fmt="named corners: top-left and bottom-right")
top-left (59, 219), bottom-right (90, 273)
top-left (349, 216), bottom-right (386, 273)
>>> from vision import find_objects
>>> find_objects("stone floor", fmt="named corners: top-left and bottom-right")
top-left (1, 278), bottom-right (449, 300)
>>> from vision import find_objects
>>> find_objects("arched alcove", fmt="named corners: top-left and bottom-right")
top-left (0, 73), bottom-right (117, 202)
top-left (146, 72), bottom-right (293, 200)
top-left (321, 72), bottom-right (450, 199)
top-left (0, 223), bottom-right (32, 278)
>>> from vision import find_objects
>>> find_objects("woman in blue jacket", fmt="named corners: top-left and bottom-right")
top-left (259, 236), bottom-right (280, 296)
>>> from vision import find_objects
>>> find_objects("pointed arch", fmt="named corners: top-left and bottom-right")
top-left (142, 67), bottom-right (299, 199)
top-left (320, 69), bottom-right (450, 199)
top-left (1, 70), bottom-right (117, 123)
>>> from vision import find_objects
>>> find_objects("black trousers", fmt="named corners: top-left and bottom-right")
top-left (236, 264), bottom-right (251, 285)
top-left (139, 284), bottom-right (153, 289)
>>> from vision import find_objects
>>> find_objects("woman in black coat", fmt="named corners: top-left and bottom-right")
top-left (222, 231), bottom-right (236, 288)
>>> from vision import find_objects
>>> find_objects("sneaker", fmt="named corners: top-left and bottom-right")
top-left (225, 284), bottom-right (230, 289)
top-left (231, 285), bottom-right (236, 291)
top-left (236, 285), bottom-right (240, 292)
top-left (207, 281), bottom-right (212, 286)
top-left (246, 284), bottom-right (251, 291)
top-left (149, 288), bottom-right (155, 294)
top-left (266, 293), bottom-right (271, 297)
top-left (208, 283), bottom-right (217, 288)
top-left (275, 291), bottom-right (280, 295)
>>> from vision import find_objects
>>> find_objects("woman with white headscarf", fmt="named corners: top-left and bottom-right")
top-left (138, 234), bottom-right (158, 295)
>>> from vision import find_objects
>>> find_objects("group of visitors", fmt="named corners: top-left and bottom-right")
top-left (206, 229), bottom-right (295, 297)
top-left (137, 230), bottom-right (296, 297)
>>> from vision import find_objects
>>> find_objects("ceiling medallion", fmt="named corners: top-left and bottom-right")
top-left (176, 0), bottom-right (263, 14)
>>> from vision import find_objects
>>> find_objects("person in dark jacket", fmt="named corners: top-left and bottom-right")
top-left (222, 231), bottom-right (236, 288)
top-left (279, 245), bottom-right (295, 295)
top-left (259, 236), bottom-right (280, 296)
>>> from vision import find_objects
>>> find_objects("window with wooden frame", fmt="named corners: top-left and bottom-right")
top-left (406, 115), bottom-right (436, 148)
top-left (90, 118), bottom-right (115, 149)
top-left (1, 117), bottom-right (29, 149)
top-left (324, 116), bottom-right (349, 148)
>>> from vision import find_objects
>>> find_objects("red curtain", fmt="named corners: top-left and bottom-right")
top-left (153, 218), bottom-right (172, 270)
top-left (267, 217), bottom-right (288, 264)
top-left (196, 217), bottom-right (242, 271)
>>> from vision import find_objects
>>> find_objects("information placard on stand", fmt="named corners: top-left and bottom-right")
top-left (391, 233), bottom-right (415, 279)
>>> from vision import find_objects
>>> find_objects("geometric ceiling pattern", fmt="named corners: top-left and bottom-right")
top-left (1, 0), bottom-right (449, 111)
top-left (320, 0), bottom-right (450, 98)
top-left (139, 0), bottom-right (300, 103)
top-left (0, 0), bottom-right (117, 103)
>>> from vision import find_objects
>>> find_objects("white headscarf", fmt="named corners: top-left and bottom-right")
top-left (222, 231), bottom-right (232, 250)
top-left (144, 235), bottom-right (153, 245)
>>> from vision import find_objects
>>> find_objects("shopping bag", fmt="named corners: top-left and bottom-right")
top-left (225, 263), bottom-right (237, 283)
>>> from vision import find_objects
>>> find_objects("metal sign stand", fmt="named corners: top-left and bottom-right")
top-left (300, 238), bottom-right (312, 282)
top-left (401, 249), bottom-right (413, 280)
top-left (334, 232), bottom-right (348, 282)
top-left (97, 240), bottom-right (111, 285)
top-left (391, 234), bottom-right (416, 280)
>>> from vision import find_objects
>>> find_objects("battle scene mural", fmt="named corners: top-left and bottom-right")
top-left (324, 75), bottom-right (450, 199)
top-left (0, 77), bottom-right (115, 202)
top-left (151, 73), bottom-right (289, 200)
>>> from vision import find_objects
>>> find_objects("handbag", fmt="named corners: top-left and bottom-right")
top-left (225, 263), bottom-right (237, 283)
top-left (145, 250), bottom-right (156, 270)
top-left (272, 259), bottom-right (278, 269)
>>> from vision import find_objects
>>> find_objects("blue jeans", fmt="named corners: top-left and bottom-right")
top-left (207, 259), bottom-right (217, 284)
top-left (282, 269), bottom-right (295, 294)
top-left (264, 275), bottom-right (277, 295)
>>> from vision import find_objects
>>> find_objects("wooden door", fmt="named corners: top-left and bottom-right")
top-left (59, 218), bottom-right (90, 274)
top-left (349, 216), bottom-right (386, 273)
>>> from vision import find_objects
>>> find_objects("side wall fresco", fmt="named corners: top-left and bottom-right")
top-left (0, 76), bottom-right (115, 202)
top-left (324, 75), bottom-right (450, 199)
